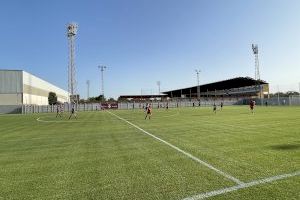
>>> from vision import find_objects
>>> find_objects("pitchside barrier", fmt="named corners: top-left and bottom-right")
top-left (253, 96), bottom-right (300, 106)
top-left (0, 105), bottom-right (22, 114)
top-left (20, 100), bottom-right (236, 114)
top-left (2, 96), bottom-right (299, 114)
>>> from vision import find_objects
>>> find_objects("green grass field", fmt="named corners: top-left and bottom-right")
top-left (0, 106), bottom-right (299, 200)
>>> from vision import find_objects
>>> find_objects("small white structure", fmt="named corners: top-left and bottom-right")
top-left (0, 70), bottom-right (69, 105)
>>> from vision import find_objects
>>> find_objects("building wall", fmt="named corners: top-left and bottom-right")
top-left (0, 70), bottom-right (23, 105)
top-left (0, 94), bottom-right (22, 105)
top-left (0, 70), bottom-right (69, 105)
top-left (22, 71), bottom-right (69, 105)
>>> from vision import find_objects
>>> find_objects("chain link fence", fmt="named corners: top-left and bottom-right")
top-left (252, 96), bottom-right (300, 106)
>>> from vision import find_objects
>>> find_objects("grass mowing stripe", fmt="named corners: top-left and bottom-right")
top-left (182, 170), bottom-right (300, 200)
top-left (107, 110), bottom-right (244, 185)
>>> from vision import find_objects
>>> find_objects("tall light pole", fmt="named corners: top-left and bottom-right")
top-left (86, 80), bottom-right (90, 100)
top-left (98, 65), bottom-right (107, 99)
top-left (195, 69), bottom-right (201, 100)
top-left (67, 23), bottom-right (78, 103)
top-left (277, 85), bottom-right (280, 105)
top-left (252, 44), bottom-right (262, 104)
top-left (157, 81), bottom-right (161, 95)
top-left (299, 82), bottom-right (300, 98)
top-left (252, 44), bottom-right (260, 80)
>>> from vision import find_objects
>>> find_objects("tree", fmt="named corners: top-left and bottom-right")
top-left (94, 95), bottom-right (105, 102)
top-left (107, 97), bottom-right (116, 102)
top-left (286, 91), bottom-right (300, 96)
top-left (269, 91), bottom-right (299, 98)
top-left (48, 92), bottom-right (58, 105)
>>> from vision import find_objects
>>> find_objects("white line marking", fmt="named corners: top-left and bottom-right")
top-left (182, 171), bottom-right (300, 200)
top-left (36, 117), bottom-right (80, 123)
top-left (107, 111), bottom-right (244, 185)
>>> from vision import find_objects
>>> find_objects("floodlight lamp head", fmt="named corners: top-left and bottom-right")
top-left (67, 23), bottom-right (78, 37)
top-left (98, 65), bottom-right (107, 70)
top-left (252, 44), bottom-right (258, 54)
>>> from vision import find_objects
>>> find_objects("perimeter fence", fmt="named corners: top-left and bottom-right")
top-left (1, 96), bottom-right (300, 114)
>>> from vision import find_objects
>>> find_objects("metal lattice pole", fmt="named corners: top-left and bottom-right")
top-left (299, 82), bottom-right (300, 98)
top-left (86, 80), bottom-right (90, 99)
top-left (98, 65), bottom-right (107, 99)
top-left (252, 44), bottom-right (262, 103)
top-left (157, 81), bottom-right (161, 95)
top-left (195, 69), bottom-right (201, 101)
top-left (67, 23), bottom-right (78, 103)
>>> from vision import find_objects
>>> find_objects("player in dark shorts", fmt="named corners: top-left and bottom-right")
top-left (250, 100), bottom-right (255, 114)
top-left (56, 105), bottom-right (62, 118)
top-left (166, 102), bottom-right (169, 110)
top-left (69, 106), bottom-right (77, 119)
top-left (145, 105), bottom-right (152, 119)
top-left (213, 103), bottom-right (217, 114)
top-left (220, 102), bottom-right (223, 110)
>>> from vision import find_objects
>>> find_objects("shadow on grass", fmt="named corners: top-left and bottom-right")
top-left (270, 143), bottom-right (300, 150)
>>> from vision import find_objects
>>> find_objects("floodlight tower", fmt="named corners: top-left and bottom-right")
top-left (67, 23), bottom-right (78, 102)
top-left (98, 65), bottom-right (107, 98)
top-left (252, 44), bottom-right (260, 80)
top-left (157, 81), bottom-right (161, 94)
top-left (299, 82), bottom-right (300, 98)
top-left (252, 44), bottom-right (263, 104)
top-left (195, 69), bottom-right (201, 100)
top-left (86, 80), bottom-right (90, 99)
top-left (299, 82), bottom-right (300, 97)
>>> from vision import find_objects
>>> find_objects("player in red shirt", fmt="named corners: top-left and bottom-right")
top-left (145, 105), bottom-right (152, 120)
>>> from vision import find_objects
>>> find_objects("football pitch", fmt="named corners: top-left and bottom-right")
top-left (0, 106), bottom-right (299, 200)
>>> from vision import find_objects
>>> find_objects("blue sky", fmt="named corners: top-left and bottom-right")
top-left (1, 0), bottom-right (300, 99)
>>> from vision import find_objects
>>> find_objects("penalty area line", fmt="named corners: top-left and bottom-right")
top-left (182, 170), bottom-right (300, 200)
top-left (107, 110), bottom-right (244, 185)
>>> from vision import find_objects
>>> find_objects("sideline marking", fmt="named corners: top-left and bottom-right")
top-left (182, 170), bottom-right (300, 200)
top-left (107, 111), bottom-right (244, 185)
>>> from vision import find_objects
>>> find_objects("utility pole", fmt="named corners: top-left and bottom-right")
top-left (195, 69), bottom-right (201, 101)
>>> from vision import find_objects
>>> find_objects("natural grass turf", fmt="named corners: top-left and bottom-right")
top-left (0, 106), bottom-right (299, 199)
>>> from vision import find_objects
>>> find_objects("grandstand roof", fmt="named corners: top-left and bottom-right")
top-left (118, 94), bottom-right (167, 100)
top-left (163, 77), bottom-right (268, 96)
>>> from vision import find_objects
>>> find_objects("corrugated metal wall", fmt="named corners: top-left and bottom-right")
top-left (0, 70), bottom-right (22, 93)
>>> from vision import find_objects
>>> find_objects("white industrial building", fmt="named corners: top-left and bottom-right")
top-left (0, 70), bottom-right (69, 105)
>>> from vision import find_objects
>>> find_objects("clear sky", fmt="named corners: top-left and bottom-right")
top-left (1, 0), bottom-right (300, 99)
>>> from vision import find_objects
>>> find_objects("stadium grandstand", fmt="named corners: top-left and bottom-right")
top-left (163, 77), bottom-right (269, 100)
top-left (118, 94), bottom-right (167, 101)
